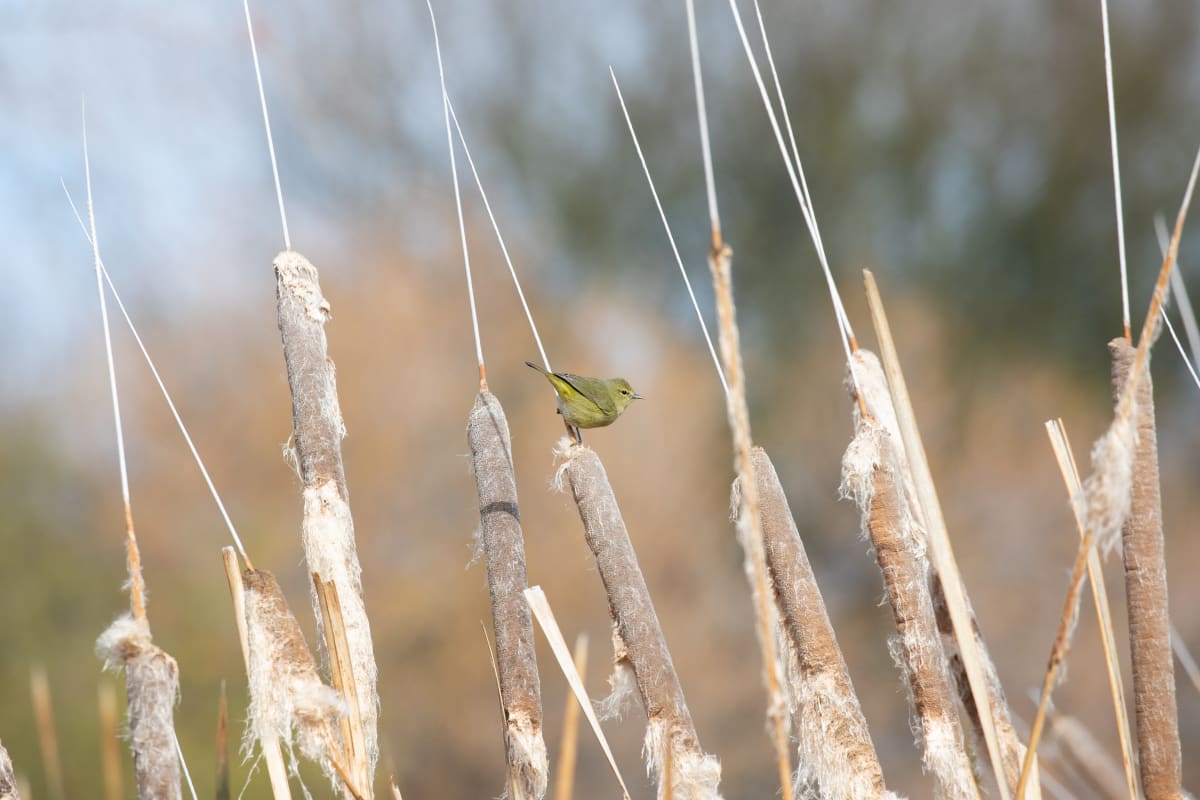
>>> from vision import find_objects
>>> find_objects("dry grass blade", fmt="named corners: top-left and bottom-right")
top-left (0, 740), bottom-right (18, 800)
top-left (468, 391), bottom-right (547, 799)
top-left (1109, 340), bottom-right (1179, 798)
top-left (30, 669), bottom-right (64, 800)
top-left (274, 249), bottom-right (379, 779)
top-left (524, 587), bottom-right (631, 800)
top-left (553, 634), bottom-right (588, 800)
top-left (99, 682), bottom-right (123, 800)
top-left (314, 574), bottom-right (371, 799)
top-left (752, 447), bottom-right (891, 798)
top-left (1044, 420), bottom-right (1138, 800)
top-left (221, 548), bottom-right (292, 800)
top-left (862, 270), bottom-right (1014, 799)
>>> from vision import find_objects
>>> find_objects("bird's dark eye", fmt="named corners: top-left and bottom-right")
top-left (621, 389), bottom-right (630, 395)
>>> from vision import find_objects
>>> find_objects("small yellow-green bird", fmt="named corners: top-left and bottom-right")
top-left (525, 361), bottom-right (643, 443)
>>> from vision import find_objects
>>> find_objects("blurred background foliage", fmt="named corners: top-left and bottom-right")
top-left (2, 0), bottom-right (1199, 797)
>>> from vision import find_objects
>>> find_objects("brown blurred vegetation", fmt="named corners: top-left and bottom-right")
top-left (3, 0), bottom-right (1200, 797)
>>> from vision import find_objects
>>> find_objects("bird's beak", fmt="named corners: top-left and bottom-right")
top-left (632, 393), bottom-right (645, 400)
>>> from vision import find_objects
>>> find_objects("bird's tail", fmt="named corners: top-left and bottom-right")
top-left (525, 360), bottom-right (549, 375)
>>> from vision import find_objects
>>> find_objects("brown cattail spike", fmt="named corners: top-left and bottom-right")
top-left (556, 441), bottom-right (722, 799)
top-left (753, 447), bottom-right (891, 798)
top-left (96, 617), bottom-right (182, 800)
top-left (1109, 338), bottom-right (1180, 799)
top-left (468, 391), bottom-right (547, 799)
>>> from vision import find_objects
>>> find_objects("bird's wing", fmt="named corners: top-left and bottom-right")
top-left (555, 372), bottom-right (616, 415)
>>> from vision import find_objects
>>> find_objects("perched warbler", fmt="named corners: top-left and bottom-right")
top-left (525, 361), bottom-right (643, 443)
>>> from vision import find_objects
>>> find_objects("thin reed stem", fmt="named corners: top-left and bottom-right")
top-left (611, 71), bottom-right (727, 394)
top-left (30, 668), bottom-right (64, 800)
top-left (426, 0), bottom-right (485, 386)
top-left (724, 0), bottom-right (857, 365)
top-left (242, 0), bottom-right (291, 250)
top-left (82, 112), bottom-right (146, 623)
top-left (708, 245), bottom-right (793, 799)
top-left (62, 184), bottom-right (253, 567)
top-left (1154, 214), bottom-right (1200, 370)
top-left (99, 682), bottom-right (123, 800)
top-left (1099, 0), bottom-right (1130, 340)
top-left (446, 98), bottom-right (551, 373)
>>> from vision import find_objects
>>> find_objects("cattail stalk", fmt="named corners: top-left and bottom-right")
top-left (752, 447), bottom-right (891, 798)
top-left (839, 401), bottom-right (973, 800)
top-left (1110, 339), bottom-right (1180, 798)
top-left (273, 249), bottom-right (378, 779)
top-left (241, 567), bottom-right (346, 790)
top-left (850, 348), bottom-right (1032, 797)
top-left (221, 548), bottom-right (292, 800)
top-left (863, 270), bottom-right (1017, 798)
top-left (556, 443), bottom-right (721, 799)
top-left (96, 617), bottom-right (182, 800)
top-left (1017, 145), bottom-right (1200, 798)
top-left (468, 391), bottom-right (548, 799)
